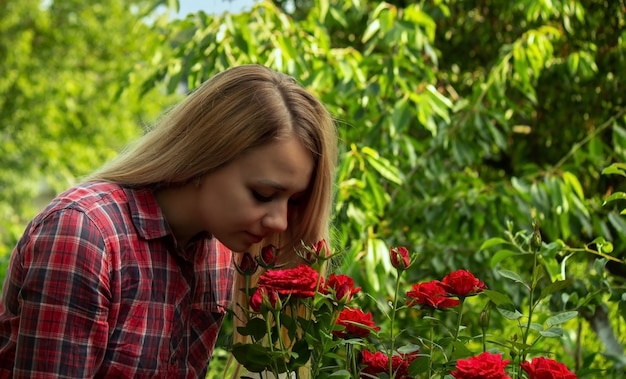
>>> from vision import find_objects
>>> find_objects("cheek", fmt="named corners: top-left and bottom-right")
top-left (203, 187), bottom-right (261, 225)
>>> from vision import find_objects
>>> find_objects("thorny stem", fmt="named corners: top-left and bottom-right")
top-left (452, 298), bottom-right (465, 353)
top-left (521, 247), bottom-right (538, 365)
top-left (347, 344), bottom-right (359, 378)
top-left (388, 272), bottom-right (402, 378)
top-left (428, 312), bottom-right (435, 378)
top-left (265, 314), bottom-right (278, 374)
top-left (244, 275), bottom-right (251, 312)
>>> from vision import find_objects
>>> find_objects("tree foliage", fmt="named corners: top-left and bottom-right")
top-left (0, 0), bottom-right (176, 260)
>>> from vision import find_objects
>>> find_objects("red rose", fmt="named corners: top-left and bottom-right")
top-left (257, 244), bottom-right (278, 268)
top-left (250, 287), bottom-right (280, 312)
top-left (257, 264), bottom-right (320, 298)
top-left (521, 357), bottom-right (577, 379)
top-left (441, 269), bottom-right (487, 297)
top-left (334, 307), bottom-right (380, 338)
top-left (235, 252), bottom-right (258, 276)
top-left (406, 280), bottom-right (460, 309)
top-left (392, 351), bottom-right (419, 378)
top-left (390, 246), bottom-right (410, 270)
top-left (323, 274), bottom-right (361, 303)
top-left (360, 350), bottom-right (418, 379)
top-left (361, 350), bottom-right (388, 376)
top-left (451, 352), bottom-right (511, 379)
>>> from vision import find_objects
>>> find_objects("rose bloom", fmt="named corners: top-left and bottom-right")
top-left (360, 350), bottom-right (417, 379)
top-left (257, 264), bottom-right (320, 298)
top-left (521, 357), bottom-right (577, 379)
top-left (361, 350), bottom-right (388, 377)
top-left (334, 307), bottom-right (380, 338)
top-left (392, 351), bottom-right (419, 378)
top-left (406, 280), bottom-right (460, 310)
top-left (441, 269), bottom-right (487, 297)
top-left (322, 274), bottom-right (361, 302)
top-left (451, 352), bottom-right (511, 379)
top-left (390, 246), bottom-right (410, 270)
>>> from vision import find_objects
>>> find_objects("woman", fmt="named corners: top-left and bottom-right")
top-left (0, 65), bottom-right (338, 378)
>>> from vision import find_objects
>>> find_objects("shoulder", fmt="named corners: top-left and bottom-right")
top-left (32, 182), bottom-right (134, 235)
top-left (52, 181), bottom-right (129, 209)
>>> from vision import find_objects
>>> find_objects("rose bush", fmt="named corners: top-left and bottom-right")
top-left (229, 230), bottom-right (579, 378)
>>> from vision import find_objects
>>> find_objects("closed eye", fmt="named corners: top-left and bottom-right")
top-left (252, 190), bottom-right (274, 203)
top-left (288, 197), bottom-right (302, 206)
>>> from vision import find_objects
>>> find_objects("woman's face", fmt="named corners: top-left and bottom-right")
top-left (196, 134), bottom-right (314, 252)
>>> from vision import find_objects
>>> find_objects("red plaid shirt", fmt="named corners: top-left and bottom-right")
top-left (0, 182), bottom-right (234, 378)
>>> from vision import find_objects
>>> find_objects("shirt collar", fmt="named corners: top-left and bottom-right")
top-left (123, 186), bottom-right (215, 262)
top-left (124, 186), bottom-right (172, 241)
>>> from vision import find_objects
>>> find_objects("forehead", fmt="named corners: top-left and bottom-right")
top-left (237, 136), bottom-right (314, 192)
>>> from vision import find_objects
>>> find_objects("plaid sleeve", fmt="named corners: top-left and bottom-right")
top-left (11, 208), bottom-right (111, 378)
top-left (188, 239), bottom-right (234, 376)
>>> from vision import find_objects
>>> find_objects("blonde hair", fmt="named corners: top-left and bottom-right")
top-left (90, 64), bottom-right (337, 256)
top-left (89, 65), bottom-right (338, 375)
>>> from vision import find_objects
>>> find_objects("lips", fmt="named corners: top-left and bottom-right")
top-left (246, 232), bottom-right (264, 244)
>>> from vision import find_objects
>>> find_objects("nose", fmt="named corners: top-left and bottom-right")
top-left (261, 200), bottom-right (288, 233)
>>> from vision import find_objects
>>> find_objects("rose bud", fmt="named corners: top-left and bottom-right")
top-left (301, 239), bottom-right (331, 264)
top-left (235, 252), bottom-right (258, 276)
top-left (313, 239), bottom-right (331, 259)
top-left (390, 246), bottom-right (410, 271)
top-left (479, 307), bottom-right (491, 330)
top-left (257, 244), bottom-right (278, 268)
top-left (250, 287), bottom-right (281, 312)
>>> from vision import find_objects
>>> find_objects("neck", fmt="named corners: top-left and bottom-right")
top-left (155, 183), bottom-right (201, 248)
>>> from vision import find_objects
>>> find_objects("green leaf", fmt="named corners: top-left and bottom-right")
top-left (498, 269), bottom-right (527, 285)
top-left (602, 163), bottom-right (626, 177)
top-left (482, 290), bottom-right (514, 306)
top-left (327, 370), bottom-right (351, 378)
top-left (449, 340), bottom-right (473, 358)
top-left (364, 171), bottom-right (387, 214)
top-left (603, 192), bottom-right (626, 205)
top-left (562, 171), bottom-right (585, 199)
top-left (529, 322), bottom-right (544, 331)
top-left (237, 317), bottom-right (268, 340)
top-left (496, 305), bottom-right (524, 320)
top-left (426, 84), bottom-right (452, 122)
top-left (546, 311), bottom-right (578, 327)
top-left (289, 339), bottom-right (311, 367)
top-left (540, 327), bottom-right (564, 338)
top-left (362, 19), bottom-right (380, 43)
top-left (479, 237), bottom-right (510, 250)
top-left (490, 249), bottom-right (518, 267)
top-left (539, 279), bottom-right (573, 300)
top-left (362, 147), bottom-right (404, 185)
top-left (409, 355), bottom-right (430, 376)
top-left (230, 343), bottom-right (271, 372)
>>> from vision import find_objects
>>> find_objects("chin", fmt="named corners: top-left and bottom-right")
top-left (219, 240), bottom-right (253, 253)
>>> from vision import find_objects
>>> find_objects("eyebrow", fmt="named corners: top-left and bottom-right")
top-left (255, 179), bottom-right (309, 194)
top-left (255, 179), bottom-right (288, 192)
